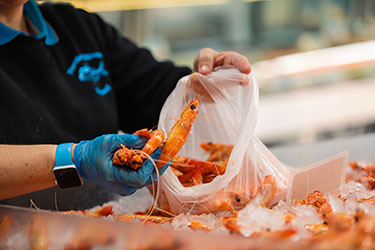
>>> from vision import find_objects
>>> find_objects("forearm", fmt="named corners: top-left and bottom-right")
top-left (0, 144), bottom-right (58, 200)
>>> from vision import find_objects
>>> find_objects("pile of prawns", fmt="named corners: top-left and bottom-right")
top-left (57, 161), bottom-right (375, 250)
top-left (17, 175), bottom-right (374, 250)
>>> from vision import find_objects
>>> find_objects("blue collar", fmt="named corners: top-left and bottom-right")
top-left (0, 0), bottom-right (58, 46)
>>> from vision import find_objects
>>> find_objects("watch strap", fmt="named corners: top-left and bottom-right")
top-left (54, 143), bottom-right (74, 167)
top-left (53, 143), bottom-right (83, 188)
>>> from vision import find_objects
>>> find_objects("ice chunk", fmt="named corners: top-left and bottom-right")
top-left (290, 204), bottom-right (322, 240)
top-left (341, 181), bottom-right (367, 196)
top-left (190, 213), bottom-right (220, 227)
top-left (237, 200), bottom-right (286, 237)
top-left (171, 213), bottom-right (225, 234)
top-left (327, 194), bottom-right (346, 213)
top-left (328, 182), bottom-right (375, 215)
top-left (101, 187), bottom-right (154, 216)
top-left (272, 200), bottom-right (288, 211)
top-left (172, 214), bottom-right (193, 231)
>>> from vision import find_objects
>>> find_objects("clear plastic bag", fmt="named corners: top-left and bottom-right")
top-left (156, 67), bottom-right (346, 215)
top-left (156, 67), bottom-right (288, 215)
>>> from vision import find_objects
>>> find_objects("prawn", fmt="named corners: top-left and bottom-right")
top-left (61, 205), bottom-right (114, 217)
top-left (156, 98), bottom-right (200, 168)
top-left (112, 129), bottom-right (166, 170)
top-left (262, 175), bottom-right (277, 207)
top-left (170, 155), bottom-right (226, 186)
top-left (294, 191), bottom-right (332, 217)
top-left (116, 214), bottom-right (172, 224)
top-left (200, 142), bottom-right (234, 163)
top-left (112, 98), bottom-right (199, 170)
top-left (112, 144), bottom-right (144, 170)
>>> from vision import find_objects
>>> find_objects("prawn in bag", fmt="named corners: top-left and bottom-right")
top-left (156, 67), bottom-right (289, 215)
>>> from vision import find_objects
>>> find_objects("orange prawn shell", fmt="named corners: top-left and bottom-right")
top-left (112, 129), bottom-right (165, 170)
top-left (157, 98), bottom-right (200, 168)
top-left (142, 130), bottom-right (165, 156)
top-left (112, 145), bottom-right (132, 166)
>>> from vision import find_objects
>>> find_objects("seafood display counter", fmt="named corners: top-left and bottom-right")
top-left (1, 133), bottom-right (374, 249)
top-left (0, 204), bottom-right (310, 250)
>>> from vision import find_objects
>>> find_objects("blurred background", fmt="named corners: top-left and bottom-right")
top-left (52, 0), bottom-right (374, 147)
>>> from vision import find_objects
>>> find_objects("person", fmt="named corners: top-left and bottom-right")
top-left (0, 0), bottom-right (251, 205)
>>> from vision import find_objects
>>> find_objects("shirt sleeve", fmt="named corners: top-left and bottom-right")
top-left (87, 12), bottom-right (192, 133)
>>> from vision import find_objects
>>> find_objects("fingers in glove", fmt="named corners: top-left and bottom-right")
top-left (113, 147), bottom-right (161, 188)
top-left (109, 134), bottom-right (148, 151)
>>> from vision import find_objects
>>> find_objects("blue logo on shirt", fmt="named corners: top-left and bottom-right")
top-left (66, 52), bottom-right (112, 96)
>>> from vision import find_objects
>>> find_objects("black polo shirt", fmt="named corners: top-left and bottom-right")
top-left (0, 0), bottom-right (191, 145)
top-left (0, 1), bottom-right (191, 209)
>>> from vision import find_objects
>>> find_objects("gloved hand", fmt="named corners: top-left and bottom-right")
top-left (73, 134), bottom-right (170, 196)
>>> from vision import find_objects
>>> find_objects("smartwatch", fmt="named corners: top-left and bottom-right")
top-left (53, 143), bottom-right (83, 188)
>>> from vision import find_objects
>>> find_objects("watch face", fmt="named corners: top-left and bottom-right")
top-left (53, 166), bottom-right (83, 188)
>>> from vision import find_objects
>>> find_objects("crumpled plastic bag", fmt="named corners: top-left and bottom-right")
top-left (156, 67), bottom-right (346, 215)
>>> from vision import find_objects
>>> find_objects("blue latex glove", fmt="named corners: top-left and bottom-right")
top-left (73, 134), bottom-right (170, 196)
